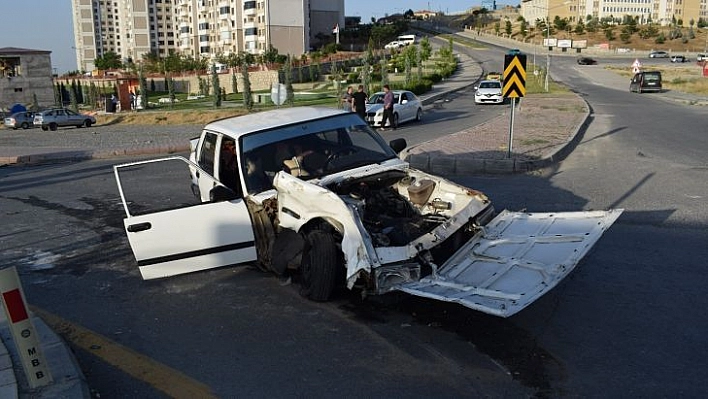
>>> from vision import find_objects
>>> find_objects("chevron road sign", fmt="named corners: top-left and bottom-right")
top-left (503, 54), bottom-right (527, 98)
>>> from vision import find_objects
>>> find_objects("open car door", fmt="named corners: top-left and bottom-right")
top-left (114, 156), bottom-right (257, 280)
top-left (396, 209), bottom-right (623, 318)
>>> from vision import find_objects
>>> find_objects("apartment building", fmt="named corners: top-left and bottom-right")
top-left (521, 0), bottom-right (704, 27)
top-left (72, 0), bottom-right (176, 72)
top-left (72, 0), bottom-right (344, 72)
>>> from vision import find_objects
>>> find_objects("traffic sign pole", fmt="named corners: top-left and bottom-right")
top-left (508, 98), bottom-right (515, 158)
top-left (503, 53), bottom-right (527, 159)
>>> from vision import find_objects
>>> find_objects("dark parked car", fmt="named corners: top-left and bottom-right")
top-left (630, 71), bottom-right (662, 93)
top-left (4, 111), bottom-right (35, 129)
top-left (577, 57), bottom-right (598, 65)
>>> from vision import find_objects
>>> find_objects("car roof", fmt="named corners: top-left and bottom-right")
top-left (479, 80), bottom-right (502, 84)
top-left (203, 106), bottom-right (348, 139)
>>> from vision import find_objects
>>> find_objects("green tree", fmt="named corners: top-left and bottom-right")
top-left (231, 69), bottom-right (238, 94)
top-left (419, 36), bottom-right (432, 61)
top-left (211, 64), bottom-right (221, 107)
top-left (167, 75), bottom-right (175, 104)
top-left (284, 55), bottom-right (294, 106)
top-left (53, 82), bottom-right (61, 107)
top-left (574, 19), bottom-right (586, 35)
top-left (94, 51), bottom-right (122, 69)
top-left (380, 58), bottom-right (389, 87)
top-left (69, 80), bottom-right (79, 112)
top-left (150, 78), bottom-right (156, 92)
top-left (241, 57), bottom-right (253, 111)
top-left (505, 20), bottom-right (512, 35)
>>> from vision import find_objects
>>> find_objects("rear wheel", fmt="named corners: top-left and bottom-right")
top-left (84, 120), bottom-right (92, 128)
top-left (415, 108), bottom-right (423, 122)
top-left (299, 229), bottom-right (339, 301)
top-left (41, 126), bottom-right (48, 131)
top-left (21, 122), bottom-right (29, 129)
top-left (49, 123), bottom-right (57, 131)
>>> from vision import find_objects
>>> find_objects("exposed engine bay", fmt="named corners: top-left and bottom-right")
top-left (329, 170), bottom-right (451, 247)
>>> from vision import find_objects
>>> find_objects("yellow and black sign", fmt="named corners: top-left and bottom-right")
top-left (503, 54), bottom-right (527, 98)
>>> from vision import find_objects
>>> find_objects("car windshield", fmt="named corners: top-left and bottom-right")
top-left (479, 82), bottom-right (501, 89)
top-left (239, 113), bottom-right (398, 192)
top-left (367, 93), bottom-right (400, 104)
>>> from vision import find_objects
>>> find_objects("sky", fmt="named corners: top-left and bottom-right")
top-left (1, 1), bottom-right (487, 74)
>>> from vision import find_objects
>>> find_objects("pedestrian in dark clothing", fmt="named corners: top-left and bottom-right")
top-left (352, 85), bottom-right (368, 121)
top-left (380, 84), bottom-right (396, 130)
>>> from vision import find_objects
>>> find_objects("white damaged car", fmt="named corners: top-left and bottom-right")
top-left (114, 107), bottom-right (622, 317)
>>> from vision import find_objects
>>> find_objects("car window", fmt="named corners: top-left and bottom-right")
top-left (240, 113), bottom-right (397, 184)
top-left (198, 132), bottom-right (218, 175)
top-left (401, 93), bottom-right (408, 101)
top-left (66, 109), bottom-right (77, 116)
top-left (393, 94), bottom-right (400, 104)
top-left (644, 73), bottom-right (660, 82)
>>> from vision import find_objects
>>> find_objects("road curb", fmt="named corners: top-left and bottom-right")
top-left (403, 95), bottom-right (591, 175)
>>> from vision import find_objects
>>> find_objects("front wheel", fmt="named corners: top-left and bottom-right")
top-left (21, 122), bottom-right (29, 129)
top-left (393, 113), bottom-right (399, 128)
top-left (85, 120), bottom-right (92, 128)
top-left (299, 229), bottom-right (339, 301)
top-left (415, 108), bottom-right (423, 122)
top-left (41, 126), bottom-right (48, 131)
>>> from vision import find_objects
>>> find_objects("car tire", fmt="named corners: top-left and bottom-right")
top-left (41, 126), bottom-right (48, 131)
top-left (21, 122), bottom-right (29, 129)
top-left (299, 228), bottom-right (339, 302)
top-left (393, 113), bottom-right (399, 128)
top-left (415, 108), bottom-right (423, 122)
top-left (49, 123), bottom-right (57, 131)
top-left (84, 120), bottom-right (92, 128)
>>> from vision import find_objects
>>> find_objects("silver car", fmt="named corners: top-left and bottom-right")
top-left (4, 111), bottom-right (35, 129)
top-left (33, 108), bottom-right (96, 131)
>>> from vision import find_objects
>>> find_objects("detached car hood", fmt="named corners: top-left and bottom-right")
top-left (396, 209), bottom-right (623, 317)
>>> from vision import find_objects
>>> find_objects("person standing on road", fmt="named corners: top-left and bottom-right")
top-left (342, 86), bottom-right (354, 111)
top-left (352, 85), bottom-right (368, 121)
top-left (380, 84), bottom-right (396, 130)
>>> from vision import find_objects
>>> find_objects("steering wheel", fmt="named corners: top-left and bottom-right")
top-left (322, 146), bottom-right (358, 170)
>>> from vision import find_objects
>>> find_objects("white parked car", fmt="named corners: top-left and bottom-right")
top-left (113, 107), bottom-right (622, 318)
top-left (384, 41), bottom-right (404, 50)
top-left (365, 90), bottom-right (423, 128)
top-left (474, 80), bottom-right (504, 104)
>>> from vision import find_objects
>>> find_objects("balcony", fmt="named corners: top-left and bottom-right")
top-left (243, 1), bottom-right (256, 16)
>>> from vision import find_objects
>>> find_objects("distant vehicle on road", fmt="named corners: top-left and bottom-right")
top-left (577, 57), bottom-right (598, 65)
top-left (397, 34), bottom-right (416, 46)
top-left (474, 80), bottom-right (504, 104)
top-left (629, 71), bottom-right (662, 93)
top-left (485, 71), bottom-right (502, 81)
top-left (670, 55), bottom-right (687, 63)
top-left (4, 111), bottom-right (35, 129)
top-left (648, 51), bottom-right (669, 58)
top-left (384, 41), bottom-right (404, 50)
top-left (697, 53), bottom-right (708, 62)
top-left (33, 108), bottom-right (96, 131)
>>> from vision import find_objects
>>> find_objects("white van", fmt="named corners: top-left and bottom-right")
top-left (397, 34), bottom-right (416, 46)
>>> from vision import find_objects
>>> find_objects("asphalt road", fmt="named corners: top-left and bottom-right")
top-left (2, 49), bottom-right (708, 397)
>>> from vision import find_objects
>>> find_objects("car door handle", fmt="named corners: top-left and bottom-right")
top-left (127, 222), bottom-right (152, 232)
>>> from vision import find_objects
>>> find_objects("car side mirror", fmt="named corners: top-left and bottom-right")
top-left (401, 99), bottom-right (408, 104)
top-left (473, 86), bottom-right (478, 90)
top-left (389, 138), bottom-right (407, 154)
top-left (210, 185), bottom-right (238, 202)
